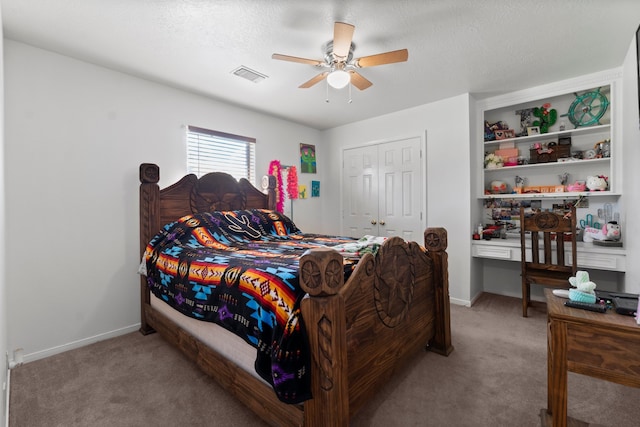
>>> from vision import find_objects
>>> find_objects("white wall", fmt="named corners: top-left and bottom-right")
top-left (3, 40), bottom-right (323, 363)
top-left (321, 94), bottom-right (473, 305)
top-left (620, 34), bottom-right (640, 294)
top-left (0, 6), bottom-right (8, 423)
top-left (468, 94), bottom-right (484, 303)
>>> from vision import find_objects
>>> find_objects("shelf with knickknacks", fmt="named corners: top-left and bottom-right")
top-left (474, 77), bottom-right (626, 285)
top-left (509, 173), bottom-right (568, 195)
top-left (479, 83), bottom-right (617, 201)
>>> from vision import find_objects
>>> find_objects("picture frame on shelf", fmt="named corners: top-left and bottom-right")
top-left (495, 129), bottom-right (516, 140)
top-left (527, 126), bottom-right (540, 136)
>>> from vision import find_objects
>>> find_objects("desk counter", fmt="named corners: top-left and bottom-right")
top-left (472, 236), bottom-right (626, 272)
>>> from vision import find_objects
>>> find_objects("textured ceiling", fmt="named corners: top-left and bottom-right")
top-left (2, 0), bottom-right (640, 130)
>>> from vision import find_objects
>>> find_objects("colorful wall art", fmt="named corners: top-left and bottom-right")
top-left (300, 143), bottom-right (317, 173)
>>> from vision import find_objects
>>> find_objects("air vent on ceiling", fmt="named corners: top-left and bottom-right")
top-left (231, 66), bottom-right (268, 83)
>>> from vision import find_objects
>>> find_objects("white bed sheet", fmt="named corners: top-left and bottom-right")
top-left (150, 295), bottom-right (265, 382)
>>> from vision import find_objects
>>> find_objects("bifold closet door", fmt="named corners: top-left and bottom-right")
top-left (343, 144), bottom-right (379, 237)
top-left (342, 137), bottom-right (423, 241)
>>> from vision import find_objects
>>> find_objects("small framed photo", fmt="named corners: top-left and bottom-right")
top-left (527, 126), bottom-right (540, 136)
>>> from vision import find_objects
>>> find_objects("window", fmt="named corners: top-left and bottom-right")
top-left (186, 126), bottom-right (256, 182)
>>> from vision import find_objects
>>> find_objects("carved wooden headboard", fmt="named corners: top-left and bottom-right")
top-left (139, 163), bottom-right (276, 258)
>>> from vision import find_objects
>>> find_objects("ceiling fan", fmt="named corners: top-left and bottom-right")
top-left (272, 22), bottom-right (408, 90)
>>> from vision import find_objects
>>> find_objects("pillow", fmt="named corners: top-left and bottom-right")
top-left (211, 209), bottom-right (300, 239)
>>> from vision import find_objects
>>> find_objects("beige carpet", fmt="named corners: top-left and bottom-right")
top-left (9, 293), bottom-right (640, 426)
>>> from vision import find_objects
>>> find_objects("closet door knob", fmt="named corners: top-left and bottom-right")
top-left (371, 220), bottom-right (377, 225)
top-left (379, 220), bottom-right (386, 225)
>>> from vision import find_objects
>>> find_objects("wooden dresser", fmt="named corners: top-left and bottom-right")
top-left (545, 288), bottom-right (640, 426)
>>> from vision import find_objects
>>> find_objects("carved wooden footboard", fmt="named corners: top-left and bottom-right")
top-left (299, 230), bottom-right (451, 426)
top-left (139, 163), bottom-right (452, 427)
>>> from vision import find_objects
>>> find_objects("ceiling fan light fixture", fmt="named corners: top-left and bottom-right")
top-left (272, 22), bottom-right (408, 91)
top-left (326, 69), bottom-right (351, 89)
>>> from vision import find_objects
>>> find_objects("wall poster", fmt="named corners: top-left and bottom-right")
top-left (300, 143), bottom-right (317, 173)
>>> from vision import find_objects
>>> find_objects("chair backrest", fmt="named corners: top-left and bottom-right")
top-left (520, 206), bottom-right (577, 278)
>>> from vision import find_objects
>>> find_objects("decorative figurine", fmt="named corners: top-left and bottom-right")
top-left (568, 271), bottom-right (597, 303)
top-left (558, 173), bottom-right (569, 186)
top-left (583, 221), bottom-right (621, 243)
top-left (532, 103), bottom-right (558, 133)
top-left (586, 175), bottom-right (608, 191)
top-left (490, 180), bottom-right (507, 194)
top-left (566, 181), bottom-right (586, 192)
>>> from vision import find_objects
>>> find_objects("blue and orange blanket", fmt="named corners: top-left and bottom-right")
top-left (143, 209), bottom-right (363, 403)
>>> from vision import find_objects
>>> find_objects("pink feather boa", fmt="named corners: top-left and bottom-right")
top-left (287, 166), bottom-right (298, 200)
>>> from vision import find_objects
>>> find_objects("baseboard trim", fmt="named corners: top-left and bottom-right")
top-left (19, 324), bottom-right (141, 365)
top-left (450, 296), bottom-right (471, 306)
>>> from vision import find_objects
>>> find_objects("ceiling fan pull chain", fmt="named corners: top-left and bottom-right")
top-left (325, 79), bottom-right (330, 103)
top-left (348, 82), bottom-right (353, 104)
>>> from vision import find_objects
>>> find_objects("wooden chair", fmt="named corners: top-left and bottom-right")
top-left (520, 206), bottom-right (577, 317)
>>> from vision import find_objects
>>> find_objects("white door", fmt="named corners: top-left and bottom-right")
top-left (377, 138), bottom-right (423, 241)
top-left (342, 137), bottom-right (423, 242)
top-left (342, 145), bottom-right (379, 237)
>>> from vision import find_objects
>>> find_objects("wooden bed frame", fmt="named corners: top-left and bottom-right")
top-left (139, 163), bottom-right (453, 427)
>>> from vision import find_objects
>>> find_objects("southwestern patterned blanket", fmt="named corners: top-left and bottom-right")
top-left (143, 209), bottom-right (371, 404)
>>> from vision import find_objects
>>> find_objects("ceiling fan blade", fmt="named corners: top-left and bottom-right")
top-left (349, 71), bottom-right (372, 90)
top-left (272, 53), bottom-right (323, 66)
top-left (333, 22), bottom-right (355, 60)
top-left (355, 49), bottom-right (409, 67)
top-left (299, 72), bottom-right (329, 88)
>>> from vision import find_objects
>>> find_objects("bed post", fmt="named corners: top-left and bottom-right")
top-left (299, 247), bottom-right (349, 427)
top-left (265, 175), bottom-right (277, 211)
top-left (139, 163), bottom-right (161, 335)
top-left (424, 227), bottom-right (453, 355)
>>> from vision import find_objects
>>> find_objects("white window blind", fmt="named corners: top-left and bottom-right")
top-left (186, 126), bottom-right (256, 182)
